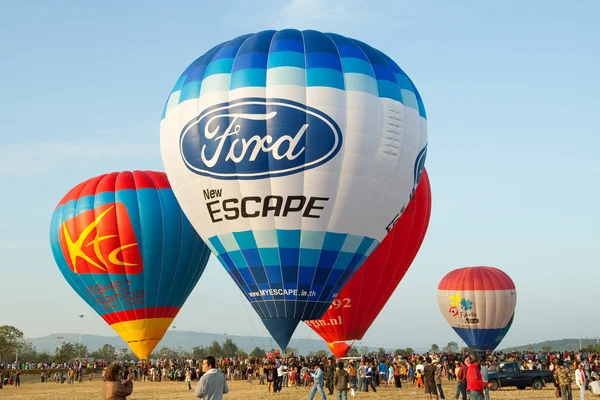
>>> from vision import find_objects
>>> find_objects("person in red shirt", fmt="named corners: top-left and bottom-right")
top-left (466, 358), bottom-right (487, 400)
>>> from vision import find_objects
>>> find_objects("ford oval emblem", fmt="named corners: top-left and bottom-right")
top-left (179, 98), bottom-right (343, 180)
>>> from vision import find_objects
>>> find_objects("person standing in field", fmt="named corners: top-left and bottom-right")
top-left (575, 361), bottom-right (587, 400)
top-left (325, 358), bottom-right (336, 395)
top-left (554, 359), bottom-right (572, 400)
top-left (466, 358), bottom-right (487, 400)
top-left (422, 357), bottom-right (438, 400)
top-left (434, 360), bottom-right (446, 400)
top-left (456, 360), bottom-right (468, 400)
top-left (195, 356), bottom-right (229, 400)
top-left (186, 368), bottom-right (192, 391)
top-left (309, 362), bottom-right (327, 400)
top-left (480, 361), bottom-right (490, 400)
top-left (103, 363), bottom-right (134, 400)
top-left (266, 362), bottom-right (276, 394)
top-left (334, 361), bottom-right (350, 400)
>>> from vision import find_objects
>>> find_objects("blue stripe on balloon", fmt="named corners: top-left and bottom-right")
top-left (212, 45), bottom-right (243, 61)
top-left (182, 65), bottom-right (208, 85)
top-left (395, 73), bottom-right (414, 91)
top-left (299, 249), bottom-right (320, 268)
top-left (376, 80), bottom-right (403, 102)
top-left (270, 39), bottom-right (304, 53)
top-left (230, 68), bottom-right (266, 89)
top-left (333, 252), bottom-right (354, 270)
top-left (452, 326), bottom-right (511, 352)
top-left (179, 81), bottom-right (202, 103)
top-left (306, 52), bottom-right (343, 71)
top-left (266, 51), bottom-right (305, 69)
top-left (232, 53), bottom-right (269, 72)
top-left (233, 231), bottom-right (258, 250)
top-left (306, 68), bottom-right (344, 89)
top-left (371, 64), bottom-right (398, 83)
top-left (277, 230), bottom-right (301, 248)
top-left (334, 43), bottom-right (370, 62)
top-left (230, 250), bottom-right (248, 269)
top-left (340, 57), bottom-right (375, 77)
top-left (204, 58), bottom-right (235, 78)
top-left (259, 248), bottom-right (280, 266)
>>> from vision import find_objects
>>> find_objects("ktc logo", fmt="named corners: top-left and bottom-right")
top-left (180, 98), bottom-right (343, 180)
top-left (58, 203), bottom-right (143, 274)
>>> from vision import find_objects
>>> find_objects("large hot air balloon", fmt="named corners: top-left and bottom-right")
top-left (306, 168), bottom-right (431, 358)
top-left (437, 266), bottom-right (517, 353)
top-left (49, 171), bottom-right (211, 359)
top-left (160, 29), bottom-right (428, 350)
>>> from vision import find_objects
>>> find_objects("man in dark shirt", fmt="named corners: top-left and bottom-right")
top-left (423, 357), bottom-right (439, 400)
top-left (325, 358), bottom-right (336, 395)
top-left (456, 359), bottom-right (469, 400)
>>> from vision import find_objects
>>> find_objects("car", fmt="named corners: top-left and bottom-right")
top-left (487, 361), bottom-right (554, 391)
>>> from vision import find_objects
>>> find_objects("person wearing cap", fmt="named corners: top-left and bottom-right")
top-left (554, 358), bottom-right (572, 400)
top-left (466, 358), bottom-right (486, 400)
top-left (309, 362), bottom-right (327, 400)
top-left (423, 357), bottom-right (439, 400)
top-left (575, 361), bottom-right (587, 400)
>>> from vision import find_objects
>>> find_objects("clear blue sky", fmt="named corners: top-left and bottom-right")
top-left (1, 0), bottom-right (598, 350)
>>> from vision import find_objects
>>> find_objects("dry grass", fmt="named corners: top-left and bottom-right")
top-left (0, 376), bottom-right (582, 399)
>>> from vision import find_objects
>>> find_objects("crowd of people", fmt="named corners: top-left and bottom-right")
top-left (1, 349), bottom-right (599, 399)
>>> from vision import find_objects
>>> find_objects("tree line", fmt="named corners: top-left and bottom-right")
top-left (0, 324), bottom-right (140, 364)
top-left (2, 323), bottom-right (484, 365)
top-left (0, 325), bottom-right (308, 363)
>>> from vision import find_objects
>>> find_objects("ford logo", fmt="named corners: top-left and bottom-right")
top-left (179, 98), bottom-right (343, 180)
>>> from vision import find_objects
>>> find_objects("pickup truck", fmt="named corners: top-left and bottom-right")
top-left (487, 361), bottom-right (555, 391)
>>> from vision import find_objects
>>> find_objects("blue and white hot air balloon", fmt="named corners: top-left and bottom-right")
top-left (160, 30), bottom-right (428, 350)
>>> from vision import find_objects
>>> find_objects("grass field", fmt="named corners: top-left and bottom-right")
top-left (1, 376), bottom-right (585, 400)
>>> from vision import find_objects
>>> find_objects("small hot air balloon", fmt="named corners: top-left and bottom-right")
top-left (160, 29), bottom-right (428, 350)
top-left (49, 171), bottom-right (211, 359)
top-left (437, 266), bottom-right (517, 353)
top-left (306, 169), bottom-right (431, 358)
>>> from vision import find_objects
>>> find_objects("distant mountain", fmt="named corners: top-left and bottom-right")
top-left (30, 332), bottom-right (596, 356)
top-left (501, 338), bottom-right (600, 352)
top-left (28, 331), bottom-right (341, 355)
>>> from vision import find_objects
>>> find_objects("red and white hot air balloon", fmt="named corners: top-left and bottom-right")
top-left (306, 169), bottom-right (432, 357)
top-left (437, 266), bottom-right (517, 352)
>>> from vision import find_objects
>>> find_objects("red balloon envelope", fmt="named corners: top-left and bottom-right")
top-left (306, 169), bottom-right (432, 357)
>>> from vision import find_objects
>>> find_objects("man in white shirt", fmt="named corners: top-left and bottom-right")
top-left (416, 361), bottom-right (424, 374)
top-left (576, 362), bottom-right (587, 400)
top-left (589, 377), bottom-right (600, 396)
top-left (196, 356), bottom-right (229, 400)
